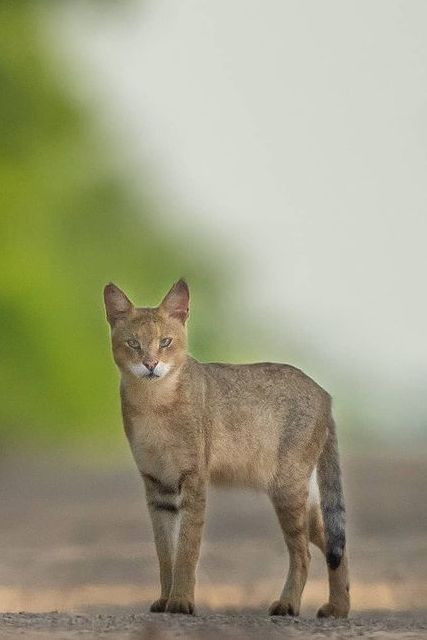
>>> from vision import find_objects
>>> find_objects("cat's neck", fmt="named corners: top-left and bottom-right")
top-left (120, 357), bottom-right (188, 410)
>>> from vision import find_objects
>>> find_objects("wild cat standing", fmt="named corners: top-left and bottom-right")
top-left (103, 279), bottom-right (350, 618)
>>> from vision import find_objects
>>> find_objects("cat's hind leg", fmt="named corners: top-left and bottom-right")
top-left (269, 477), bottom-right (310, 616)
top-left (308, 484), bottom-right (350, 618)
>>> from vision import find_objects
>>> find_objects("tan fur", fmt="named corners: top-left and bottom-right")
top-left (104, 280), bottom-right (350, 618)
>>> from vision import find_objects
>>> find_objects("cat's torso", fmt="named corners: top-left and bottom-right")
top-left (121, 357), bottom-right (329, 491)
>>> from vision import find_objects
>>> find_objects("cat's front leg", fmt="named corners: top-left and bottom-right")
top-left (143, 474), bottom-right (181, 612)
top-left (166, 471), bottom-right (207, 615)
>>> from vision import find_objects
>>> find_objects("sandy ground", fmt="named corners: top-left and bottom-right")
top-left (0, 611), bottom-right (426, 639)
top-left (0, 451), bottom-right (426, 638)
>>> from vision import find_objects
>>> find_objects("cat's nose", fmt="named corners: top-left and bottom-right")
top-left (144, 360), bottom-right (159, 372)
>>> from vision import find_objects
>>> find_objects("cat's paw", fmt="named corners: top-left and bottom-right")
top-left (317, 602), bottom-right (349, 618)
top-left (166, 597), bottom-right (196, 615)
top-left (149, 597), bottom-right (168, 612)
top-left (269, 599), bottom-right (298, 616)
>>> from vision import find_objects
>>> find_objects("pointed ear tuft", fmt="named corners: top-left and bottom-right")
top-left (160, 279), bottom-right (190, 324)
top-left (103, 283), bottom-right (133, 326)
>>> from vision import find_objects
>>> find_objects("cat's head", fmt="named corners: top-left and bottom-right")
top-left (103, 279), bottom-right (189, 381)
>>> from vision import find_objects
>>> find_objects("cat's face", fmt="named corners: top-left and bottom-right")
top-left (104, 280), bottom-right (189, 381)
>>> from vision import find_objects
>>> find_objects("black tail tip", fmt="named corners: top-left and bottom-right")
top-left (326, 550), bottom-right (343, 570)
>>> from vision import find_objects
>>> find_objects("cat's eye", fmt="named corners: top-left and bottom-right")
top-left (126, 338), bottom-right (140, 349)
top-left (159, 337), bottom-right (172, 348)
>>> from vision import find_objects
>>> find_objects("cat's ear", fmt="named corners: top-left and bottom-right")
top-left (103, 283), bottom-right (134, 326)
top-left (160, 279), bottom-right (190, 324)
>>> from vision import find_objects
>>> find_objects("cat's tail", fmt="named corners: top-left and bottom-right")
top-left (317, 413), bottom-right (346, 570)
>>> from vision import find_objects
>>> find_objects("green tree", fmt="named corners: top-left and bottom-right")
top-left (0, 4), bottom-right (228, 448)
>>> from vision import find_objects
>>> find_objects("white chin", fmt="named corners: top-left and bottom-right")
top-left (128, 362), bottom-right (171, 379)
top-left (128, 363), bottom-right (149, 378)
top-left (154, 362), bottom-right (171, 378)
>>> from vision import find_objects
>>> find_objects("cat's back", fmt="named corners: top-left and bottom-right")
top-left (201, 359), bottom-right (329, 409)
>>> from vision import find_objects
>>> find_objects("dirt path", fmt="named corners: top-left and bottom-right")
top-left (0, 611), bottom-right (426, 639)
top-left (1, 452), bottom-right (426, 637)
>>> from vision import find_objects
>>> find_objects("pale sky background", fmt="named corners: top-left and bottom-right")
top-left (48, 1), bottom-right (427, 439)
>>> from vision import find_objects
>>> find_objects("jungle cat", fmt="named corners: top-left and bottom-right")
top-left (103, 279), bottom-right (350, 618)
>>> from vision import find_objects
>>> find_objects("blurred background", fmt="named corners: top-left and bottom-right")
top-left (1, 0), bottom-right (426, 617)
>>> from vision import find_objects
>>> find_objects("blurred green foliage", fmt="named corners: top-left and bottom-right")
top-left (0, 4), bottom-right (230, 448)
